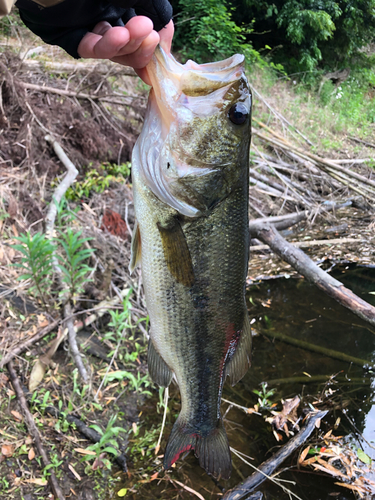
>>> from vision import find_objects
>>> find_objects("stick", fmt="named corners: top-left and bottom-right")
top-left (250, 236), bottom-right (362, 251)
top-left (349, 136), bottom-right (375, 149)
top-left (250, 223), bottom-right (375, 328)
top-left (44, 135), bottom-right (89, 383)
top-left (21, 60), bottom-right (137, 77)
top-left (7, 361), bottom-right (66, 500)
top-left (223, 411), bottom-right (327, 500)
top-left (19, 82), bottom-right (143, 109)
top-left (266, 375), bottom-right (371, 385)
top-left (0, 319), bottom-right (59, 368)
top-left (261, 330), bottom-right (374, 367)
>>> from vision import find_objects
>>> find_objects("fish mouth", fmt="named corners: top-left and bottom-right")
top-left (147, 46), bottom-right (245, 103)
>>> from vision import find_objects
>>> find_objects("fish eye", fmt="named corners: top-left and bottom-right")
top-left (228, 103), bottom-right (248, 125)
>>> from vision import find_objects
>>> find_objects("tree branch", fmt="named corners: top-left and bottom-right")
top-left (223, 411), bottom-right (327, 500)
top-left (250, 223), bottom-right (375, 328)
top-left (7, 361), bottom-right (66, 500)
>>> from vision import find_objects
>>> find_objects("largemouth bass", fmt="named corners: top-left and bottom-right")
top-left (130, 47), bottom-right (252, 480)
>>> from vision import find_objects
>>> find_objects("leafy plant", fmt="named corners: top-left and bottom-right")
top-left (56, 228), bottom-right (94, 300)
top-left (253, 382), bottom-right (276, 409)
top-left (66, 163), bottom-right (131, 201)
top-left (13, 232), bottom-right (55, 306)
top-left (83, 415), bottom-right (126, 470)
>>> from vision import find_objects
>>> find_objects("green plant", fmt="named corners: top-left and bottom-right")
top-left (13, 232), bottom-right (54, 305)
top-left (56, 228), bottom-right (95, 300)
top-left (104, 370), bottom-right (152, 395)
top-left (253, 382), bottom-right (276, 409)
top-left (43, 453), bottom-right (63, 479)
top-left (66, 163), bottom-right (131, 201)
top-left (83, 415), bottom-right (126, 470)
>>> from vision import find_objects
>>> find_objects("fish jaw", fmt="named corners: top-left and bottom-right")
top-left (135, 46), bottom-right (252, 217)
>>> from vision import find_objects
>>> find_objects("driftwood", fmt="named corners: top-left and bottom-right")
top-left (223, 411), bottom-right (327, 500)
top-left (261, 330), bottom-right (374, 367)
top-left (250, 222), bottom-right (375, 328)
top-left (7, 361), bottom-right (66, 500)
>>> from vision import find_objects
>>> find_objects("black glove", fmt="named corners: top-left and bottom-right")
top-left (110, 0), bottom-right (172, 31)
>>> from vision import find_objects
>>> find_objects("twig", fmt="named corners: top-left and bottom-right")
top-left (250, 236), bottom-right (363, 251)
top-left (223, 411), bottom-right (327, 500)
top-left (250, 223), bottom-right (375, 327)
top-left (0, 319), bottom-right (59, 368)
top-left (44, 135), bottom-right (89, 383)
top-left (7, 361), bottom-right (66, 500)
top-left (155, 387), bottom-right (169, 455)
top-left (261, 330), bottom-right (375, 367)
top-left (21, 59), bottom-right (137, 77)
top-left (349, 136), bottom-right (375, 149)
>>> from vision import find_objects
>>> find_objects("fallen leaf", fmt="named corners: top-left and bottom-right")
top-left (11, 410), bottom-right (23, 422)
top-left (298, 446), bottom-right (310, 465)
top-left (1, 444), bottom-right (14, 457)
top-left (28, 447), bottom-right (35, 460)
top-left (150, 472), bottom-right (159, 481)
top-left (74, 448), bottom-right (96, 456)
top-left (334, 482), bottom-right (370, 494)
top-left (29, 359), bottom-right (47, 392)
top-left (37, 314), bottom-right (49, 328)
top-left (357, 448), bottom-right (372, 465)
top-left (25, 478), bottom-right (48, 486)
top-left (117, 488), bottom-right (127, 497)
top-left (68, 463), bottom-right (81, 481)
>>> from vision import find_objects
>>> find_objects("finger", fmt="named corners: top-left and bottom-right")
top-left (92, 21), bottom-right (112, 36)
top-left (159, 20), bottom-right (174, 53)
top-left (135, 67), bottom-right (152, 86)
top-left (111, 30), bottom-right (160, 69)
top-left (92, 26), bottom-right (131, 59)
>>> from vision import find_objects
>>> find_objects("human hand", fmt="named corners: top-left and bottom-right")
top-left (77, 17), bottom-right (174, 85)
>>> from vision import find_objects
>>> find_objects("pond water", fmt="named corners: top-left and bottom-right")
top-left (124, 264), bottom-right (375, 499)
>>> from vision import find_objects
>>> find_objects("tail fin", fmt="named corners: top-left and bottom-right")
top-left (164, 417), bottom-right (231, 480)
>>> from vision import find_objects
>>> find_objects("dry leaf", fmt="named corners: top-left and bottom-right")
top-left (0, 373), bottom-right (9, 388)
top-left (298, 446), bottom-right (310, 465)
top-left (74, 448), bottom-right (96, 456)
top-left (25, 436), bottom-right (33, 445)
top-left (334, 482), bottom-right (370, 494)
top-left (37, 314), bottom-right (49, 328)
top-left (1, 444), bottom-right (14, 457)
top-left (150, 472), bottom-right (159, 481)
top-left (28, 447), bottom-right (35, 460)
top-left (68, 463), bottom-right (81, 481)
top-left (11, 410), bottom-right (23, 422)
top-left (25, 478), bottom-right (48, 486)
top-left (29, 359), bottom-right (47, 392)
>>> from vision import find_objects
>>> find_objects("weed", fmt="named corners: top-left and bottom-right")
top-left (13, 232), bottom-right (55, 306)
top-left (43, 453), bottom-right (63, 479)
top-left (253, 382), bottom-right (276, 409)
top-left (83, 415), bottom-right (126, 470)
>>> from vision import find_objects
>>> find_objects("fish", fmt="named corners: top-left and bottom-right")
top-left (130, 46), bottom-right (252, 480)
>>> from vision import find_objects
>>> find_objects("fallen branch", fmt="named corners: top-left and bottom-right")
top-left (44, 135), bottom-right (89, 383)
top-left (19, 81), bottom-right (143, 110)
top-left (250, 223), bottom-right (375, 328)
top-left (21, 59), bottom-right (137, 77)
top-left (261, 330), bottom-right (374, 368)
top-left (349, 136), bottom-right (375, 150)
top-left (250, 236), bottom-right (362, 252)
top-left (223, 411), bottom-right (327, 500)
top-left (267, 375), bottom-right (371, 385)
top-left (7, 361), bottom-right (66, 500)
top-left (0, 319), bottom-right (59, 368)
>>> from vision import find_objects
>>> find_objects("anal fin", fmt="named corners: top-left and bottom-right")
top-left (148, 340), bottom-right (173, 387)
top-left (129, 220), bottom-right (141, 273)
top-left (225, 313), bottom-right (252, 386)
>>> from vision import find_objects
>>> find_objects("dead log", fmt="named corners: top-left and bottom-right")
top-left (249, 222), bottom-right (375, 328)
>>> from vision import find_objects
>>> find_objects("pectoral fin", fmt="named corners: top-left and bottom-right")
top-left (129, 220), bottom-right (141, 273)
top-left (157, 219), bottom-right (195, 287)
top-left (148, 340), bottom-right (173, 387)
top-left (225, 313), bottom-right (252, 386)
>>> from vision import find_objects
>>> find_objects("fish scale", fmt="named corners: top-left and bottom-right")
top-left (130, 46), bottom-right (252, 479)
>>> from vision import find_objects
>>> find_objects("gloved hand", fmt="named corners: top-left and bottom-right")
top-left (109, 0), bottom-right (172, 32)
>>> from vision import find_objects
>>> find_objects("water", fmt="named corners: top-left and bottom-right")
top-left (124, 265), bottom-right (375, 499)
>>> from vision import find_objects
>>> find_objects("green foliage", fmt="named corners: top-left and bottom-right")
top-left (12, 198), bottom-right (95, 304)
top-left (56, 228), bottom-right (94, 299)
top-left (83, 415), bottom-right (126, 470)
top-left (66, 163), bottom-right (131, 201)
top-left (172, 0), bottom-right (262, 64)
top-left (253, 382), bottom-right (275, 409)
top-left (13, 232), bottom-right (55, 306)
